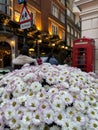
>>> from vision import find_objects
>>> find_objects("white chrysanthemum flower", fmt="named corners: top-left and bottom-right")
top-left (59, 90), bottom-right (68, 96)
top-left (51, 99), bottom-right (65, 112)
top-left (41, 65), bottom-right (49, 73)
top-left (83, 101), bottom-right (90, 113)
top-left (54, 112), bottom-right (66, 126)
top-left (13, 76), bottom-right (22, 82)
top-left (39, 100), bottom-right (50, 111)
top-left (23, 73), bottom-right (37, 82)
top-left (71, 92), bottom-right (80, 100)
top-left (69, 85), bottom-right (80, 92)
top-left (0, 100), bottom-right (9, 109)
top-left (46, 75), bottom-right (56, 85)
top-left (49, 66), bottom-right (58, 73)
top-left (58, 74), bottom-right (66, 82)
top-left (4, 107), bottom-right (16, 120)
top-left (25, 98), bottom-right (39, 111)
top-left (78, 76), bottom-right (86, 83)
top-left (13, 87), bottom-right (21, 97)
top-left (14, 79), bottom-right (25, 88)
top-left (22, 112), bottom-right (33, 125)
top-left (61, 92), bottom-right (73, 105)
top-left (88, 95), bottom-right (96, 104)
top-left (62, 119), bottom-right (78, 130)
top-left (88, 119), bottom-right (98, 130)
top-left (48, 88), bottom-right (58, 95)
top-left (16, 107), bottom-right (24, 119)
top-left (27, 91), bottom-right (35, 98)
top-left (74, 100), bottom-right (86, 111)
top-left (87, 107), bottom-right (98, 119)
top-left (15, 121), bottom-right (24, 130)
top-left (10, 99), bottom-right (20, 109)
top-left (1, 91), bottom-right (10, 101)
top-left (50, 125), bottom-right (61, 130)
top-left (32, 110), bottom-right (42, 125)
top-left (6, 83), bottom-right (16, 93)
top-left (38, 70), bottom-right (45, 77)
top-left (17, 95), bottom-right (27, 104)
top-left (30, 82), bottom-right (42, 92)
top-left (8, 116), bottom-right (19, 129)
top-left (66, 121), bottom-right (82, 130)
top-left (61, 69), bottom-right (69, 75)
top-left (52, 93), bottom-right (61, 101)
top-left (69, 77), bottom-right (77, 85)
top-left (13, 82), bottom-right (27, 95)
top-left (72, 113), bottom-right (86, 126)
top-left (80, 93), bottom-right (90, 102)
top-left (36, 90), bottom-right (46, 101)
top-left (19, 86), bottom-right (27, 94)
top-left (89, 88), bottom-right (97, 96)
top-left (25, 124), bottom-right (38, 130)
top-left (81, 88), bottom-right (90, 96)
top-left (45, 71), bottom-right (52, 77)
top-left (92, 102), bottom-right (98, 110)
top-left (2, 77), bottom-right (12, 84)
top-left (53, 83), bottom-right (64, 90)
top-left (60, 82), bottom-right (69, 89)
top-left (18, 70), bottom-right (26, 77)
top-left (66, 107), bottom-right (77, 118)
top-left (43, 109), bottom-right (54, 124)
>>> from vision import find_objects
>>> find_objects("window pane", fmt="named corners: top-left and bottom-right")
top-left (61, 0), bottom-right (65, 5)
top-left (60, 12), bottom-right (65, 23)
top-left (52, 24), bottom-right (58, 35)
top-left (52, 4), bottom-right (59, 18)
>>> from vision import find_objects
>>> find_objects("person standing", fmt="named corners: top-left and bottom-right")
top-left (37, 56), bottom-right (42, 65)
top-left (12, 46), bottom-right (38, 69)
top-left (46, 53), bottom-right (58, 65)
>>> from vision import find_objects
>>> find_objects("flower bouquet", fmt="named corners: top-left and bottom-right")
top-left (0, 63), bottom-right (98, 130)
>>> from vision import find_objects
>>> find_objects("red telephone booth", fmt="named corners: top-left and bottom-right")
top-left (72, 37), bottom-right (95, 72)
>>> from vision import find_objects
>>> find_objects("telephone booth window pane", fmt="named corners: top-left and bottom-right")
top-left (77, 48), bottom-right (86, 71)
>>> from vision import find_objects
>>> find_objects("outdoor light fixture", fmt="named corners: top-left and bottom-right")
top-left (11, 40), bottom-right (15, 50)
top-left (65, 46), bottom-right (68, 49)
top-left (37, 39), bottom-right (42, 57)
top-left (3, 18), bottom-right (9, 25)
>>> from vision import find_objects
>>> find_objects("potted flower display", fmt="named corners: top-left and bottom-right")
top-left (0, 63), bottom-right (98, 130)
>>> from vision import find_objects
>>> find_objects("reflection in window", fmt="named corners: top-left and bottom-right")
top-left (30, 12), bottom-right (36, 24)
top-left (67, 8), bottom-right (71, 17)
top-left (52, 3), bottom-right (59, 18)
top-left (71, 28), bottom-right (74, 35)
top-left (62, 31), bottom-right (65, 41)
top-left (67, 25), bottom-right (70, 33)
top-left (60, 0), bottom-right (65, 6)
top-left (60, 12), bottom-right (65, 24)
top-left (52, 24), bottom-right (58, 35)
top-left (0, 0), bottom-right (13, 20)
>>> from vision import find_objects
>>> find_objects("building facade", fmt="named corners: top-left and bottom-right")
top-left (66, 0), bottom-right (81, 47)
top-left (74, 0), bottom-right (98, 72)
top-left (0, 0), bottom-right (81, 68)
top-left (14, 0), bottom-right (66, 42)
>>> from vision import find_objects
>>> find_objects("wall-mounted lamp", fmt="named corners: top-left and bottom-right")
top-left (11, 40), bottom-right (15, 50)
top-left (37, 39), bottom-right (42, 57)
top-left (65, 46), bottom-right (68, 50)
